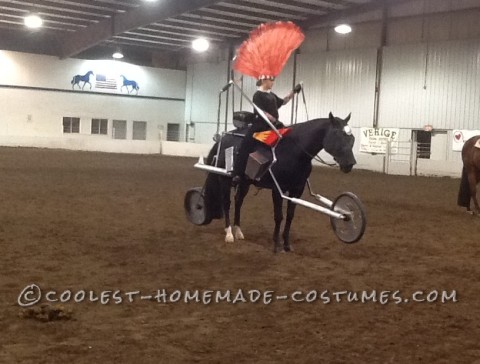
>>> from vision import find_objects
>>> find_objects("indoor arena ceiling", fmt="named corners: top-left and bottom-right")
top-left (0, 0), bottom-right (398, 67)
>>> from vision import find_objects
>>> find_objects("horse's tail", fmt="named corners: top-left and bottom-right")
top-left (203, 141), bottom-right (224, 220)
top-left (457, 166), bottom-right (471, 207)
top-left (206, 142), bottom-right (218, 165)
top-left (204, 173), bottom-right (224, 220)
top-left (71, 77), bottom-right (75, 85)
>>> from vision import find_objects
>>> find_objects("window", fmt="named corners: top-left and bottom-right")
top-left (63, 117), bottom-right (80, 133)
top-left (132, 121), bottom-right (147, 140)
top-left (91, 118), bottom-right (108, 135)
top-left (167, 123), bottom-right (180, 141)
top-left (112, 120), bottom-right (127, 139)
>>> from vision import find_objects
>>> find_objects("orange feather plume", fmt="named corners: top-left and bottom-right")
top-left (233, 21), bottom-right (305, 80)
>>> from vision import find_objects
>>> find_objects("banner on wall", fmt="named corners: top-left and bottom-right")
top-left (359, 127), bottom-right (399, 154)
top-left (452, 130), bottom-right (480, 151)
top-left (70, 71), bottom-right (140, 95)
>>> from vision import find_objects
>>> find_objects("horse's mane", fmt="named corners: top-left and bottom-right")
top-left (285, 118), bottom-right (330, 138)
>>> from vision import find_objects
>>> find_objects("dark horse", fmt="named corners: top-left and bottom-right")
top-left (120, 75), bottom-right (139, 94)
top-left (204, 112), bottom-right (356, 252)
top-left (71, 71), bottom-right (93, 90)
top-left (457, 135), bottom-right (480, 214)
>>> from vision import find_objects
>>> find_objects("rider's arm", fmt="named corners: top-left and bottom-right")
top-left (264, 112), bottom-right (276, 122)
top-left (282, 84), bottom-right (302, 105)
top-left (282, 91), bottom-right (294, 105)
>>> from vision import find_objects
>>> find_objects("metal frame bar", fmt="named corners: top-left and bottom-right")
top-left (269, 170), bottom-right (344, 220)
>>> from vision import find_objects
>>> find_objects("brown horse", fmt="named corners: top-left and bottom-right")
top-left (458, 135), bottom-right (480, 214)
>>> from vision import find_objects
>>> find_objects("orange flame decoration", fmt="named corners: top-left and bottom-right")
top-left (233, 22), bottom-right (305, 80)
top-left (253, 128), bottom-right (292, 147)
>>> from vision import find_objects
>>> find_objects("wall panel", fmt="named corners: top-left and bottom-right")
top-left (379, 40), bottom-right (480, 130)
top-left (296, 48), bottom-right (377, 127)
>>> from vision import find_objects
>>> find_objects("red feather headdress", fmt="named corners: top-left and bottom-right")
top-left (233, 21), bottom-right (305, 80)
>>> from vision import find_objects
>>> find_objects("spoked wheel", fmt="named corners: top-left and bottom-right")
top-left (330, 192), bottom-right (366, 244)
top-left (184, 187), bottom-right (212, 225)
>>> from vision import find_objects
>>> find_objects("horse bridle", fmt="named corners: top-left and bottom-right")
top-left (288, 135), bottom-right (338, 168)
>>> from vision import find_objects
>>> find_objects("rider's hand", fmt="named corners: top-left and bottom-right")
top-left (293, 83), bottom-right (302, 94)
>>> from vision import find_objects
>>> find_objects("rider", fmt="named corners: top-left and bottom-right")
top-left (232, 76), bottom-right (302, 184)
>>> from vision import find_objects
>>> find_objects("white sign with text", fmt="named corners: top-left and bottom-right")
top-left (360, 127), bottom-right (400, 154)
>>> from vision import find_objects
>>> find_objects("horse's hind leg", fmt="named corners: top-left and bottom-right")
top-left (221, 180), bottom-right (234, 243)
top-left (467, 171), bottom-right (480, 214)
top-left (271, 189), bottom-right (284, 253)
top-left (233, 182), bottom-right (250, 240)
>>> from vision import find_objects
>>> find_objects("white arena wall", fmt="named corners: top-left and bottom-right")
top-left (1, 50), bottom-right (186, 154)
top-left (3, 0), bottom-right (480, 178)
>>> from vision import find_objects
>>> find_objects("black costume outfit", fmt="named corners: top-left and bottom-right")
top-left (233, 90), bottom-right (285, 178)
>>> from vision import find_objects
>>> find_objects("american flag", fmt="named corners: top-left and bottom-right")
top-left (95, 74), bottom-right (117, 90)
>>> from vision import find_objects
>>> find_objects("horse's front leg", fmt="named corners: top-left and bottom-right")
top-left (272, 189), bottom-right (284, 253)
top-left (233, 182), bottom-right (250, 241)
top-left (283, 199), bottom-right (302, 252)
top-left (283, 186), bottom-right (305, 252)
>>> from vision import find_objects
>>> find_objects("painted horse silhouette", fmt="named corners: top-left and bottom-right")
top-left (120, 75), bottom-right (139, 94)
top-left (71, 71), bottom-right (93, 90)
top-left (458, 135), bottom-right (480, 214)
top-left (185, 112), bottom-right (366, 252)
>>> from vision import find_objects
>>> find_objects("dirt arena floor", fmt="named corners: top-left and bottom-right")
top-left (0, 147), bottom-right (479, 363)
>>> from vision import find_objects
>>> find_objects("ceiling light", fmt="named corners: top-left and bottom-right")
top-left (24, 14), bottom-right (43, 29)
top-left (192, 38), bottom-right (210, 52)
top-left (112, 51), bottom-right (124, 59)
top-left (334, 24), bottom-right (352, 34)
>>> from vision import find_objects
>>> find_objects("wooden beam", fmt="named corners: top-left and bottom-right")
top-left (58, 0), bottom-right (225, 58)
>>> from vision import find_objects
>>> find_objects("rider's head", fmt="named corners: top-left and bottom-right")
top-left (256, 76), bottom-right (275, 90)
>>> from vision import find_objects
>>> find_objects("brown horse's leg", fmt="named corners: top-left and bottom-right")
top-left (271, 189), bottom-right (284, 253)
top-left (467, 170), bottom-right (480, 214)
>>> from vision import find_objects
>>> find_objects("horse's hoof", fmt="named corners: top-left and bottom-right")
top-left (273, 245), bottom-right (282, 254)
top-left (284, 246), bottom-right (293, 252)
top-left (225, 226), bottom-right (234, 243)
top-left (234, 226), bottom-right (244, 240)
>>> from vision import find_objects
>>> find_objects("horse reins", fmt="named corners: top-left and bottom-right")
top-left (291, 84), bottom-right (337, 168)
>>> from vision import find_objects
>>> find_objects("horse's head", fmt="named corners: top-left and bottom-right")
top-left (323, 112), bottom-right (356, 173)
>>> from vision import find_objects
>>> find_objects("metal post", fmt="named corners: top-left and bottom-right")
top-left (373, 3), bottom-right (388, 128)
top-left (224, 46), bottom-right (233, 133)
top-left (291, 49), bottom-right (299, 124)
top-left (385, 139), bottom-right (391, 174)
top-left (412, 140), bottom-right (418, 176)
